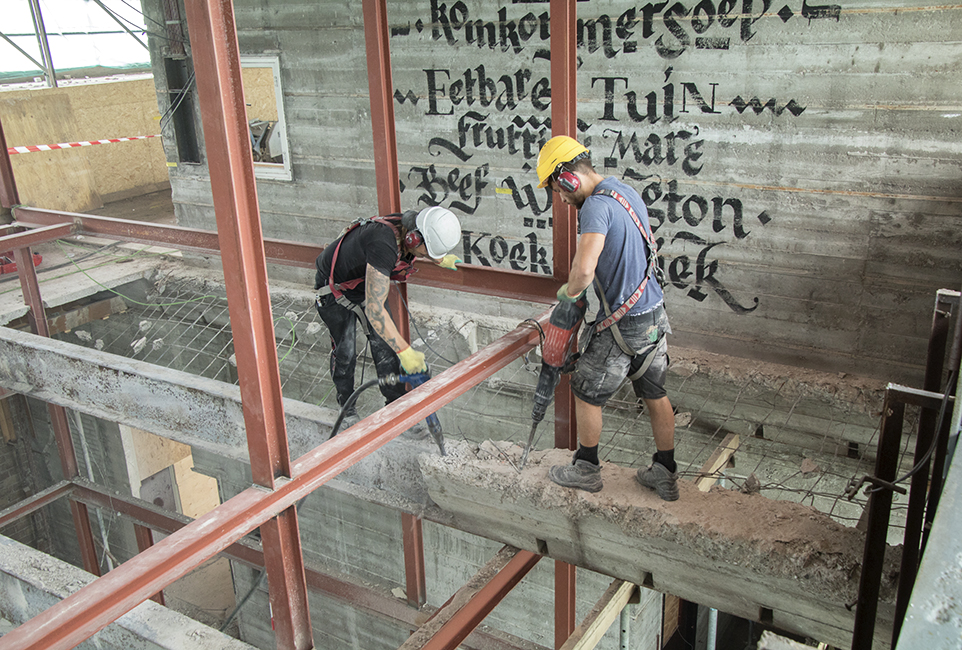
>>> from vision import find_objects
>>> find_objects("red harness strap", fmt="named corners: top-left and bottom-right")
top-left (591, 189), bottom-right (658, 333)
top-left (326, 215), bottom-right (416, 299)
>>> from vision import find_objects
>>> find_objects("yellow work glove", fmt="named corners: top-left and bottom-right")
top-left (397, 346), bottom-right (427, 374)
top-left (557, 283), bottom-right (585, 303)
top-left (438, 254), bottom-right (462, 270)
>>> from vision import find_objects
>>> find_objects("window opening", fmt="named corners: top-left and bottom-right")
top-left (241, 56), bottom-right (292, 181)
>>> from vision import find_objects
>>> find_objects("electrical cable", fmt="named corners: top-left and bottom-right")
top-left (93, 0), bottom-right (188, 47)
top-left (869, 367), bottom-right (958, 493)
top-left (395, 284), bottom-right (457, 366)
top-left (160, 68), bottom-right (196, 131)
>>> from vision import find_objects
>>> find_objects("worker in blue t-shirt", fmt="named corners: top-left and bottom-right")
top-left (535, 136), bottom-right (679, 501)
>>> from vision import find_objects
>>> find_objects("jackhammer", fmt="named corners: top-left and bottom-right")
top-left (328, 369), bottom-right (445, 455)
top-left (520, 296), bottom-right (587, 470)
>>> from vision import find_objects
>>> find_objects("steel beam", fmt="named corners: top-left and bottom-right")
top-left (402, 513), bottom-right (427, 607)
top-left (27, 0), bottom-right (57, 88)
top-left (9, 206), bottom-right (560, 303)
top-left (1, 222), bottom-right (74, 249)
top-left (183, 0), bottom-right (311, 646)
top-left (852, 392), bottom-right (904, 650)
top-left (400, 546), bottom-right (541, 650)
top-left (363, 0), bottom-right (402, 217)
top-left (62, 481), bottom-right (545, 650)
top-left (549, 1), bottom-right (580, 645)
top-left (0, 480), bottom-right (73, 531)
top-left (12, 242), bottom-right (100, 576)
top-left (133, 524), bottom-right (165, 605)
top-left (893, 292), bottom-right (952, 644)
top-left (0, 311), bottom-right (546, 650)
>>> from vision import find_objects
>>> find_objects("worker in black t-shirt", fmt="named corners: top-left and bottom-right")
top-left (313, 206), bottom-right (462, 426)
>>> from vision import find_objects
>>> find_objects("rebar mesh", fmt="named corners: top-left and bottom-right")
top-left (45, 246), bottom-right (918, 538)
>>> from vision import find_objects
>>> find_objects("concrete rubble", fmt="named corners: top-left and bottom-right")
top-left (419, 443), bottom-right (900, 650)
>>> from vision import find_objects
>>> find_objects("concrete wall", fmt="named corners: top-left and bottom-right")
top-left (0, 76), bottom-right (169, 212)
top-left (145, 0), bottom-right (961, 385)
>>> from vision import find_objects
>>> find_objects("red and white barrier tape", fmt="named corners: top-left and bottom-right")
top-left (7, 134), bottom-right (161, 155)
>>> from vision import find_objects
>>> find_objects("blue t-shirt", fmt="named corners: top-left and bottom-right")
top-left (578, 176), bottom-right (663, 322)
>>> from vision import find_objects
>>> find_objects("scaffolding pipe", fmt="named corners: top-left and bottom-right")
top-left (27, 0), bottom-right (57, 88)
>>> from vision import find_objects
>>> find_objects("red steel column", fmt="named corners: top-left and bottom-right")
top-left (182, 1), bottom-right (311, 648)
top-left (363, 0), bottom-right (427, 606)
top-left (11, 219), bottom-right (100, 577)
top-left (133, 525), bottom-right (165, 605)
top-left (550, 1), bottom-right (579, 647)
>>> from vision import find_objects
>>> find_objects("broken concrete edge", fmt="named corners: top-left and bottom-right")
top-left (0, 324), bottom-right (342, 462)
top-left (0, 250), bottom-right (162, 327)
top-left (158, 260), bottom-right (888, 415)
top-left (0, 535), bottom-right (257, 649)
top-left (418, 444), bottom-right (900, 649)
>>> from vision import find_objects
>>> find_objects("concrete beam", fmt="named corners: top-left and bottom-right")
top-left (0, 535), bottom-right (257, 650)
top-left (0, 325), bottom-right (333, 461)
top-left (419, 446), bottom-right (900, 650)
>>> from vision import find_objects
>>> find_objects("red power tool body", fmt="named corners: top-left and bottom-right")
top-left (521, 296), bottom-right (587, 469)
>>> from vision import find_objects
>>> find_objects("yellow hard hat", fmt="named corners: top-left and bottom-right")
top-left (536, 136), bottom-right (589, 188)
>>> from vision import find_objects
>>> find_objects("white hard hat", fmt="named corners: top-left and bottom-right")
top-left (416, 206), bottom-right (461, 259)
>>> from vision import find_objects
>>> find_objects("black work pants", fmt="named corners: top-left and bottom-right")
top-left (314, 294), bottom-right (406, 407)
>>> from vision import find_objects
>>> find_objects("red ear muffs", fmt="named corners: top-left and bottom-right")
top-left (404, 229), bottom-right (423, 250)
top-left (557, 170), bottom-right (580, 193)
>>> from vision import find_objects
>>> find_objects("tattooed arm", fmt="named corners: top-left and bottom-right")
top-left (364, 263), bottom-right (408, 352)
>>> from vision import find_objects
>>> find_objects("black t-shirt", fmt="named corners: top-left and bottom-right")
top-left (315, 221), bottom-right (403, 303)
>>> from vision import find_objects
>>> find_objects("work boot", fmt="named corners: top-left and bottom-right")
top-left (636, 462), bottom-right (679, 501)
top-left (549, 459), bottom-right (603, 493)
top-left (401, 421), bottom-right (430, 440)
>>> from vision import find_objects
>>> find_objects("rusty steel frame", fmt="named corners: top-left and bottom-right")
top-left (0, 119), bottom-right (18, 210)
top-left (9, 205), bottom-right (559, 304)
top-left (415, 547), bottom-right (542, 650)
top-left (362, 0), bottom-right (428, 609)
top-left (2, 184), bottom-right (102, 577)
top-left (0, 0), bottom-right (584, 646)
top-left (0, 311), bottom-right (547, 649)
top-left (182, 0), bottom-right (312, 647)
top-left (0, 479), bottom-right (544, 650)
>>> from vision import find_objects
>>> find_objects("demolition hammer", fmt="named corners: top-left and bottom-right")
top-left (328, 368), bottom-right (445, 456)
top-left (520, 296), bottom-right (587, 471)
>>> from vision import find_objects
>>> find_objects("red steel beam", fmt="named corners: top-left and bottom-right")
top-left (418, 549), bottom-right (541, 650)
top-left (363, 0), bottom-right (426, 610)
top-left (183, 0), bottom-right (311, 647)
top-left (65, 482), bottom-right (543, 650)
top-left (0, 222), bottom-right (74, 248)
top-left (8, 207), bottom-right (560, 303)
top-left (0, 306), bottom-right (548, 650)
top-left (550, 1), bottom-right (580, 646)
top-left (402, 512), bottom-right (427, 607)
top-left (0, 480), bottom-right (73, 530)
top-left (133, 525), bottom-right (165, 605)
top-left (363, 0), bottom-right (402, 218)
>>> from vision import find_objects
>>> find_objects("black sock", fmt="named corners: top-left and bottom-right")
top-left (654, 449), bottom-right (676, 473)
top-left (575, 445), bottom-right (599, 466)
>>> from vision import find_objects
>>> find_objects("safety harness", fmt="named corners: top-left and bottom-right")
top-left (315, 214), bottom-right (417, 324)
top-left (317, 214), bottom-right (417, 299)
top-left (587, 188), bottom-right (664, 382)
